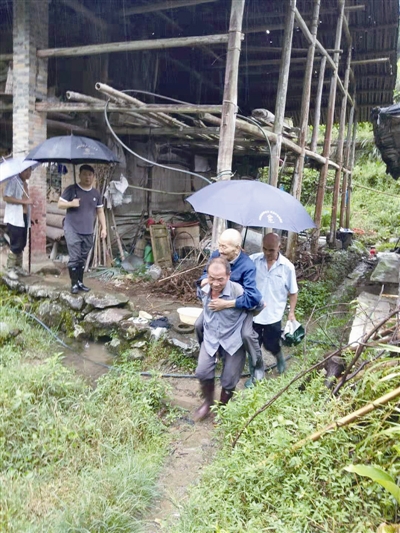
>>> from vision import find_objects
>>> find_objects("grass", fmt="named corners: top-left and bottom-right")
top-left (0, 301), bottom-right (174, 532)
top-left (173, 359), bottom-right (400, 533)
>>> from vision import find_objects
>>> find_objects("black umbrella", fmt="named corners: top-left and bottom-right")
top-left (25, 135), bottom-right (120, 194)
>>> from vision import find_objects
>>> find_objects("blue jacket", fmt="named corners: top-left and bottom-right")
top-left (198, 250), bottom-right (263, 310)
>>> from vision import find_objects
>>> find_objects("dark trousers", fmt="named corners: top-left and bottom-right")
top-left (7, 215), bottom-right (28, 255)
top-left (253, 321), bottom-right (282, 356)
top-left (196, 343), bottom-right (246, 391)
top-left (64, 227), bottom-right (94, 269)
top-left (195, 311), bottom-right (262, 366)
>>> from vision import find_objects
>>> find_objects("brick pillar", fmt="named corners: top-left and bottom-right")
top-left (13, 0), bottom-right (48, 263)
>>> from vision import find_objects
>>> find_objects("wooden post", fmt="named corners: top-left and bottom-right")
top-left (312, 0), bottom-right (345, 253)
top-left (345, 117), bottom-right (358, 229)
top-left (340, 105), bottom-right (355, 227)
top-left (286, 0), bottom-right (320, 261)
top-left (330, 45), bottom-right (352, 241)
top-left (310, 55), bottom-right (326, 153)
top-left (211, 0), bottom-right (246, 249)
top-left (269, 0), bottom-right (296, 188)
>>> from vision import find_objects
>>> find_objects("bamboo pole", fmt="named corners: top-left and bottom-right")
top-left (286, 0), bottom-right (320, 261)
top-left (269, 0), bottom-right (296, 188)
top-left (202, 112), bottom-right (345, 171)
top-left (312, 0), bottom-right (344, 253)
top-left (310, 55), bottom-right (327, 153)
top-left (211, 0), bottom-right (246, 249)
top-left (340, 105), bottom-right (355, 227)
top-left (37, 34), bottom-right (230, 58)
top-left (330, 46), bottom-right (352, 241)
top-left (46, 119), bottom-right (101, 138)
top-left (110, 208), bottom-right (125, 260)
top-left (345, 117), bottom-right (358, 229)
top-left (36, 101), bottom-right (223, 114)
top-left (292, 386), bottom-right (400, 450)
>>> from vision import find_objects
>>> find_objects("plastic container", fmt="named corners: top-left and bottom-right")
top-left (143, 243), bottom-right (154, 265)
top-left (177, 307), bottom-right (203, 325)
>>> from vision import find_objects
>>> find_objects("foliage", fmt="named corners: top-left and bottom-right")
top-left (174, 360), bottom-right (400, 533)
top-left (0, 305), bottom-right (173, 532)
top-left (344, 465), bottom-right (400, 505)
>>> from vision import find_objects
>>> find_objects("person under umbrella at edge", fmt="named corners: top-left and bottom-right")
top-left (3, 167), bottom-right (33, 280)
top-left (250, 232), bottom-right (298, 374)
top-left (194, 257), bottom-right (254, 421)
top-left (195, 228), bottom-right (265, 387)
top-left (57, 164), bottom-right (107, 294)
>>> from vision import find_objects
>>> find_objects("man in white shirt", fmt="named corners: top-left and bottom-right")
top-left (250, 233), bottom-right (298, 374)
top-left (3, 168), bottom-right (33, 280)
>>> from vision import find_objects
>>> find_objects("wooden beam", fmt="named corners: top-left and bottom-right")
top-left (351, 58), bottom-right (390, 66)
top-left (36, 101), bottom-right (223, 114)
top-left (46, 119), bottom-right (101, 138)
top-left (112, 126), bottom-right (221, 136)
top-left (269, 0), bottom-right (296, 188)
top-left (120, 0), bottom-right (217, 16)
top-left (311, 55), bottom-right (326, 153)
top-left (330, 46), bottom-right (352, 240)
top-left (37, 33), bottom-right (231, 58)
top-left (313, 0), bottom-right (345, 251)
top-left (294, 7), bottom-right (354, 107)
top-left (212, 0), bottom-right (245, 248)
top-left (340, 104), bottom-right (354, 227)
top-left (59, 0), bottom-right (108, 30)
top-left (0, 54), bottom-right (13, 61)
top-left (287, 0), bottom-right (321, 260)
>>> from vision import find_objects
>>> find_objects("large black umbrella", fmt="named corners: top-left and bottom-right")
top-left (25, 135), bottom-right (120, 192)
top-left (25, 135), bottom-right (119, 165)
top-left (186, 180), bottom-right (316, 233)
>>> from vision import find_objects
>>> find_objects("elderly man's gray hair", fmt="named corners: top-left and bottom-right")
top-left (219, 228), bottom-right (242, 247)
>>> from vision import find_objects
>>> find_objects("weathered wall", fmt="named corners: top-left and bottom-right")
top-left (13, 0), bottom-right (49, 261)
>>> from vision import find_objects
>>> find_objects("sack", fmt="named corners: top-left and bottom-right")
top-left (281, 319), bottom-right (305, 347)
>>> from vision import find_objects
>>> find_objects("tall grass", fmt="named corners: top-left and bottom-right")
top-left (0, 302), bottom-right (173, 532)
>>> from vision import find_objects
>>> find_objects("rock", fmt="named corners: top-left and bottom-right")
top-left (166, 336), bottom-right (199, 357)
top-left (84, 292), bottom-right (129, 309)
top-left (1, 276), bottom-right (26, 293)
top-left (37, 302), bottom-right (66, 329)
top-left (127, 347), bottom-right (145, 360)
top-left (0, 322), bottom-right (11, 340)
top-left (26, 284), bottom-right (58, 299)
top-left (119, 318), bottom-right (150, 341)
top-left (147, 264), bottom-right (162, 280)
top-left (370, 253), bottom-right (400, 284)
top-left (72, 324), bottom-right (86, 339)
top-left (35, 266), bottom-right (62, 276)
top-left (59, 291), bottom-right (84, 311)
top-left (83, 308), bottom-right (133, 337)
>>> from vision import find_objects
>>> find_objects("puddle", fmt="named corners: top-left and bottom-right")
top-left (61, 341), bottom-right (114, 385)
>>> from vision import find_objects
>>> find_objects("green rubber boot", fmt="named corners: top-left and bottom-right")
top-left (276, 350), bottom-right (286, 374)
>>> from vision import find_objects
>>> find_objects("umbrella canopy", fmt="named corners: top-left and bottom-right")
top-left (0, 156), bottom-right (40, 183)
top-left (25, 135), bottom-right (120, 164)
top-left (186, 180), bottom-right (316, 233)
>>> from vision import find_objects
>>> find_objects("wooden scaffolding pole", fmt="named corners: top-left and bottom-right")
top-left (312, 0), bottom-right (345, 253)
top-left (37, 33), bottom-right (230, 58)
top-left (269, 0), bottom-right (296, 188)
top-left (345, 117), bottom-right (358, 229)
top-left (330, 45), bottom-right (352, 241)
top-left (310, 55), bottom-right (327, 153)
top-left (340, 104), bottom-right (355, 227)
top-left (211, 0), bottom-right (245, 249)
top-left (286, 0), bottom-right (320, 261)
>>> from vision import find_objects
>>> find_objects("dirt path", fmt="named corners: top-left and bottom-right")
top-left (144, 377), bottom-right (218, 532)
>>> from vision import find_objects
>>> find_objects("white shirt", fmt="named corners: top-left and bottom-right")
top-left (3, 176), bottom-right (31, 228)
top-left (250, 252), bottom-right (298, 325)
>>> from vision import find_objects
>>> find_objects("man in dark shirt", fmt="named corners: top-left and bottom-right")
top-left (58, 164), bottom-right (107, 294)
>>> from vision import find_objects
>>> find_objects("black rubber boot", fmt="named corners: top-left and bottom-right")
top-left (220, 388), bottom-right (234, 406)
top-left (69, 267), bottom-right (79, 294)
top-left (77, 266), bottom-right (90, 292)
top-left (193, 379), bottom-right (215, 421)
